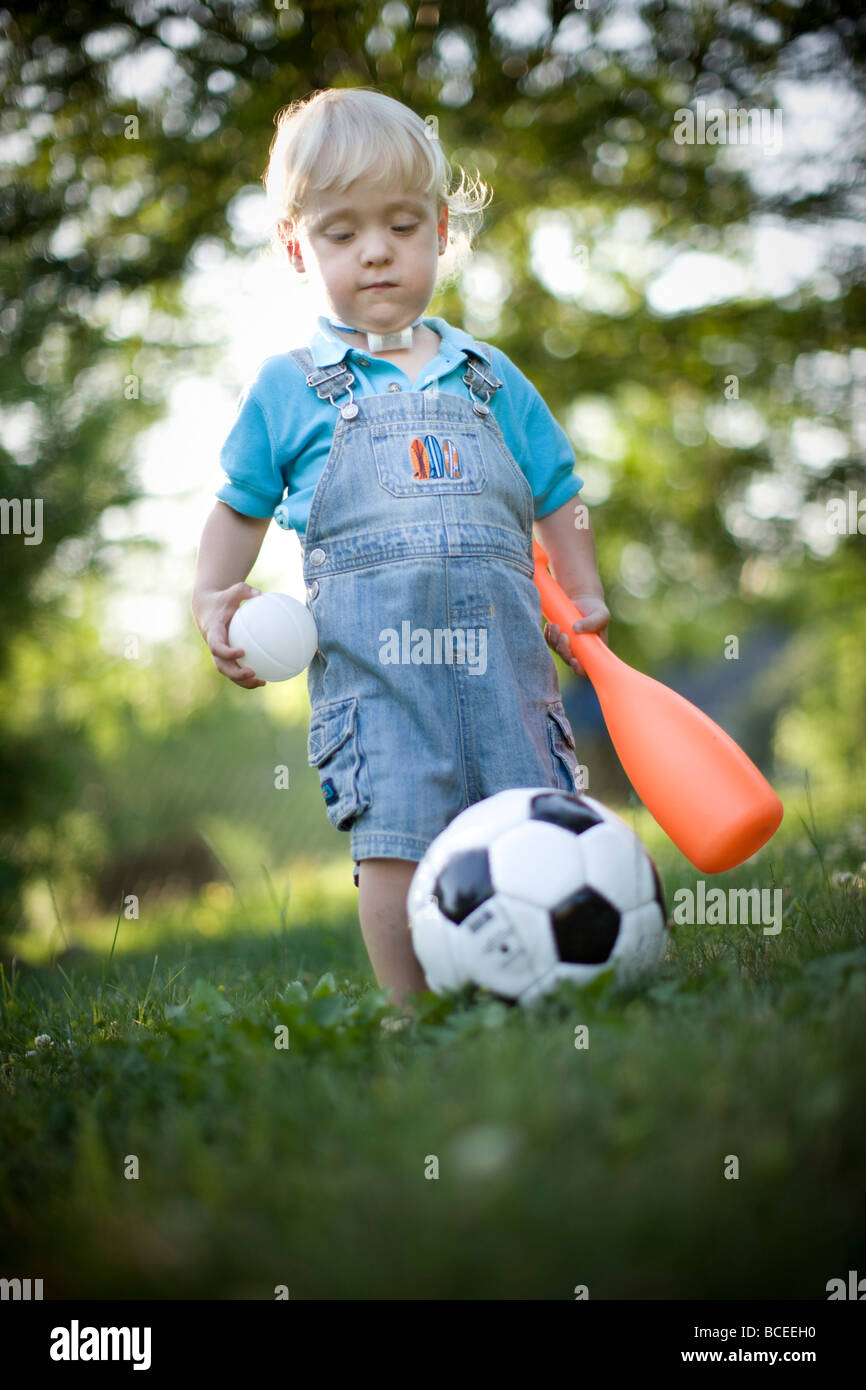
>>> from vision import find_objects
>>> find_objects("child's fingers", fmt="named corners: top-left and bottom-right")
top-left (209, 613), bottom-right (254, 662)
top-left (195, 586), bottom-right (265, 689)
top-left (226, 581), bottom-right (261, 606)
top-left (544, 622), bottom-right (586, 677)
top-left (570, 603), bottom-right (610, 642)
top-left (210, 637), bottom-right (245, 660)
top-left (210, 586), bottom-right (262, 657)
top-left (572, 618), bottom-right (608, 643)
top-left (210, 642), bottom-right (266, 687)
top-left (209, 632), bottom-right (253, 665)
top-left (221, 660), bottom-right (266, 688)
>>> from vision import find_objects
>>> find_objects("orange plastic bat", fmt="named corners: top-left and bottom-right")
top-left (532, 539), bottom-right (783, 873)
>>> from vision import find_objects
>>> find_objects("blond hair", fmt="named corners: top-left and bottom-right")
top-left (263, 88), bottom-right (490, 279)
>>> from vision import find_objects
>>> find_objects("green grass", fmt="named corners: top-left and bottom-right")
top-left (1, 785), bottom-right (865, 1299)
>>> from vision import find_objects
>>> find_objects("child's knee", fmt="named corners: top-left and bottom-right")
top-left (355, 857), bottom-right (418, 894)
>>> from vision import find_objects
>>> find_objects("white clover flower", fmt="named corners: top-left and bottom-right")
top-left (34, 1034), bottom-right (53, 1049)
top-left (831, 869), bottom-right (866, 891)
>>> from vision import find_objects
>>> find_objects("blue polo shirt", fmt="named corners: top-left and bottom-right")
top-left (216, 316), bottom-right (583, 537)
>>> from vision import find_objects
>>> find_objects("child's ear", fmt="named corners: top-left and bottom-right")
top-left (277, 223), bottom-right (305, 272)
top-left (437, 203), bottom-right (449, 253)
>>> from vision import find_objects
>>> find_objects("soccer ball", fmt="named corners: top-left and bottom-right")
top-left (407, 789), bottom-right (668, 1004)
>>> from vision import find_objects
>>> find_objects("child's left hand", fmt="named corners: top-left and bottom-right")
top-left (544, 595), bottom-right (610, 678)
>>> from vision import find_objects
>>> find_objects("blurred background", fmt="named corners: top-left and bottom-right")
top-left (1, 0), bottom-right (864, 957)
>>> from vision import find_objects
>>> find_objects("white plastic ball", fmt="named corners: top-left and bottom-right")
top-left (228, 593), bottom-right (318, 682)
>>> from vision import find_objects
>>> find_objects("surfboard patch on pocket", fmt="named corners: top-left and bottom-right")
top-left (409, 435), bottom-right (461, 480)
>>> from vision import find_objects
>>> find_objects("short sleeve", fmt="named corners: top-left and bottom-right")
top-left (487, 348), bottom-right (583, 520)
top-left (215, 385), bottom-right (285, 519)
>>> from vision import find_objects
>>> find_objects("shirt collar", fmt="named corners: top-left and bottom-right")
top-left (308, 314), bottom-right (480, 367)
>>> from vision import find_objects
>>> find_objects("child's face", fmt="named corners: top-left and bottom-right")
top-left (286, 177), bottom-right (448, 334)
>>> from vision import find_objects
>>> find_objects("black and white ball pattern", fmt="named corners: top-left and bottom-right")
top-left (407, 789), bottom-right (668, 1003)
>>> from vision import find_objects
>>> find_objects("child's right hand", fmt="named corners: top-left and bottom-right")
top-left (198, 582), bottom-right (266, 689)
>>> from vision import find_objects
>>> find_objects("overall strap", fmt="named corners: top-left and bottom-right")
top-left (461, 341), bottom-right (503, 416)
top-left (288, 347), bottom-right (358, 419)
top-left (288, 341), bottom-right (501, 418)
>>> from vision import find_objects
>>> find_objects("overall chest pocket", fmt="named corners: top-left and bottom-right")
top-left (371, 423), bottom-right (488, 497)
top-left (307, 696), bottom-right (373, 831)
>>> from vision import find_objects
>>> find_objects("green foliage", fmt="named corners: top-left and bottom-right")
top-left (774, 617), bottom-right (866, 785)
top-left (1, 2), bottom-right (864, 931)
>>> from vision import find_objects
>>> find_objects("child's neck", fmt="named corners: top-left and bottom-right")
top-left (328, 315), bottom-right (424, 353)
top-left (332, 321), bottom-right (441, 381)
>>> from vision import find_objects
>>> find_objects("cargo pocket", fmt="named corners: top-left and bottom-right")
top-left (307, 696), bottom-right (373, 830)
top-left (546, 700), bottom-right (583, 794)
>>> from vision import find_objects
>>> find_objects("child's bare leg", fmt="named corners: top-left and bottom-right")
top-left (357, 858), bottom-right (428, 1011)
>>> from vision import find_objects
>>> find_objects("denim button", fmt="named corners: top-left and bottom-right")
top-left (387, 382), bottom-right (401, 393)
top-left (308, 580), bottom-right (319, 599)
top-left (309, 548), bottom-right (326, 565)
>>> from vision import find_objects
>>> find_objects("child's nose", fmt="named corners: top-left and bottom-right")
top-left (359, 232), bottom-right (392, 264)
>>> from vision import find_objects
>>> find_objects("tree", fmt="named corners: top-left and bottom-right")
top-left (1, 0), bottom-right (864, 931)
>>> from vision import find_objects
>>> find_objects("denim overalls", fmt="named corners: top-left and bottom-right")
top-left (288, 338), bottom-right (583, 882)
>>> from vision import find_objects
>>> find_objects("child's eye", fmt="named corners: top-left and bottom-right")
top-left (393, 223), bottom-right (418, 234)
